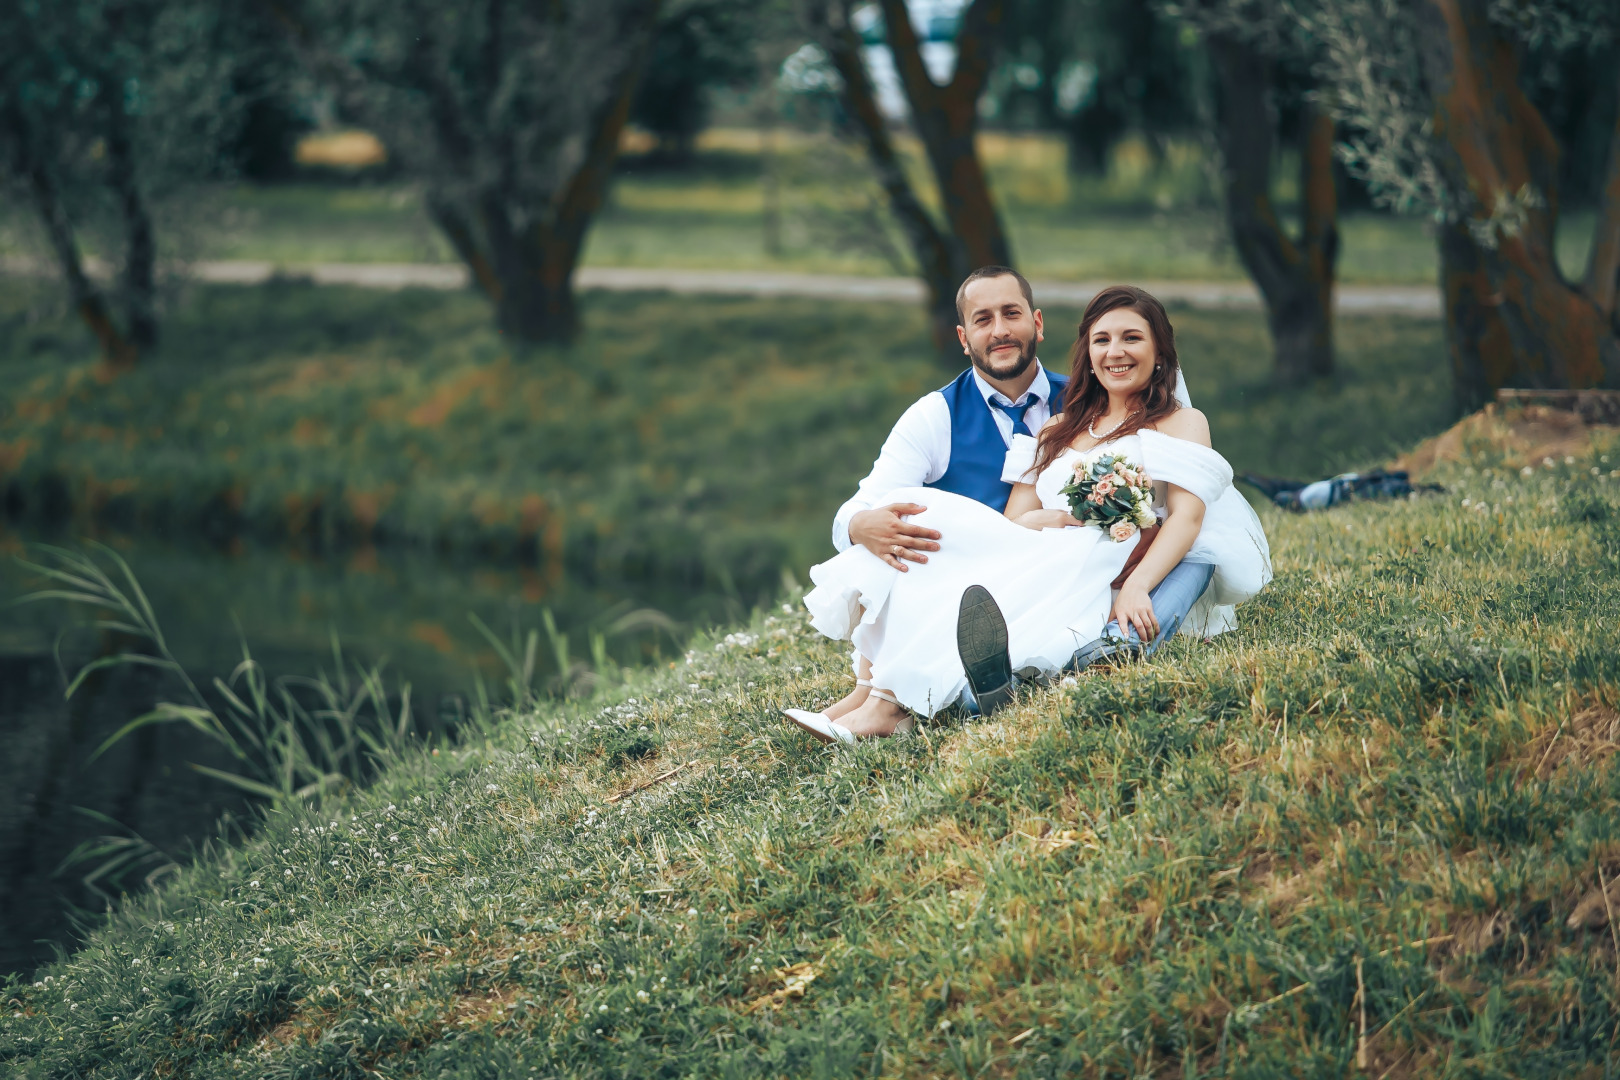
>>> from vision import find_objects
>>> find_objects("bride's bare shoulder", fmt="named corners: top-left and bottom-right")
top-left (1037, 413), bottom-right (1064, 433)
top-left (1149, 407), bottom-right (1212, 447)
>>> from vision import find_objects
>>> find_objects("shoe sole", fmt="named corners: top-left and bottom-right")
top-left (957, 585), bottom-right (1014, 715)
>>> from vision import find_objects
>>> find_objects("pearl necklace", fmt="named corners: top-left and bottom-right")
top-left (1088, 409), bottom-right (1138, 440)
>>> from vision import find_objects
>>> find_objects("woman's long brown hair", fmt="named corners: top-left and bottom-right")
top-left (1032, 285), bottom-right (1181, 477)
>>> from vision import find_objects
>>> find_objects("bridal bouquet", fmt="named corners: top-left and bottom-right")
top-left (1059, 452), bottom-right (1157, 541)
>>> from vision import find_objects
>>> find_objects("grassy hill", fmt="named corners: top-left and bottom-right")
top-left (4, 421), bottom-right (1618, 1077)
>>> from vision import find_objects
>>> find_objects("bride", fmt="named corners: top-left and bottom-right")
top-left (787, 285), bottom-right (1271, 742)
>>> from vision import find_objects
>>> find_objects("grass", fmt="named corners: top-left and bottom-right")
top-left (3, 422), bottom-right (1619, 1077)
top-left (6, 130), bottom-right (1600, 285)
top-left (1, 282), bottom-right (1457, 610)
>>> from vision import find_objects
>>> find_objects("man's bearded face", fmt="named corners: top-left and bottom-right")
top-left (968, 323), bottom-right (1037, 381)
top-left (957, 275), bottom-right (1042, 383)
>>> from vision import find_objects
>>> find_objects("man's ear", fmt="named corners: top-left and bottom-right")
top-left (1033, 307), bottom-right (1044, 343)
top-left (956, 323), bottom-right (969, 354)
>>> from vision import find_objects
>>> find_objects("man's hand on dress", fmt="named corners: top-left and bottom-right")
top-left (1014, 509), bottom-right (1082, 531)
top-left (849, 503), bottom-right (941, 572)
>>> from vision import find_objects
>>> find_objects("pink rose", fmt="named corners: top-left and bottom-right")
top-left (1111, 469), bottom-right (1132, 488)
top-left (1109, 521), bottom-right (1138, 542)
top-left (1136, 471), bottom-right (1154, 490)
top-left (1094, 478), bottom-right (1116, 497)
top-left (1087, 490), bottom-right (1106, 504)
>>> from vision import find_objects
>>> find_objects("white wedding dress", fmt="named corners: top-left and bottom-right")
top-left (802, 429), bottom-right (1272, 716)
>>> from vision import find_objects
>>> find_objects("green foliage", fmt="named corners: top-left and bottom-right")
top-left (0, 0), bottom-right (247, 345)
top-left (17, 543), bottom-right (428, 809)
top-left (0, 285), bottom-right (1454, 602)
top-left (3, 434), bottom-right (1620, 1076)
top-left (1007, 0), bottom-right (1205, 171)
top-left (631, 0), bottom-right (766, 160)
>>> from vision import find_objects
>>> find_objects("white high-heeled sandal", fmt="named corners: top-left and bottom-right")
top-left (867, 688), bottom-right (917, 735)
top-left (782, 679), bottom-right (870, 745)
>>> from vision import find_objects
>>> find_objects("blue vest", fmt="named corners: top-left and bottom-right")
top-left (926, 368), bottom-right (1070, 512)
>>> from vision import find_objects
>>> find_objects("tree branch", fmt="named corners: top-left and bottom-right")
top-left (1584, 68), bottom-right (1620, 319)
top-left (1208, 32), bottom-right (1300, 293)
top-left (877, 0), bottom-right (1010, 269)
top-left (822, 8), bottom-right (953, 291)
top-left (542, 0), bottom-right (664, 273)
top-left (427, 196), bottom-right (503, 301)
top-left (878, 0), bottom-right (940, 115)
top-left (1299, 102), bottom-right (1339, 288)
top-left (9, 106), bottom-right (135, 370)
top-left (103, 70), bottom-right (158, 349)
top-left (944, 0), bottom-right (1006, 107)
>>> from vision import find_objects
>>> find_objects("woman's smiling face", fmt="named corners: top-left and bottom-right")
top-left (1088, 307), bottom-right (1156, 400)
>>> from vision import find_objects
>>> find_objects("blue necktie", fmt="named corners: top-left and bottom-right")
top-left (992, 397), bottom-right (1035, 438)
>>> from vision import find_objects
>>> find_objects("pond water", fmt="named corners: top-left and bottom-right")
top-left (0, 523), bottom-right (741, 979)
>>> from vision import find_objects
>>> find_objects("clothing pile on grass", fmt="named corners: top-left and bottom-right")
top-left (1240, 469), bottom-right (1444, 512)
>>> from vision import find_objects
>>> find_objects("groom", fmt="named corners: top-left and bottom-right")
top-left (833, 266), bottom-right (1210, 716)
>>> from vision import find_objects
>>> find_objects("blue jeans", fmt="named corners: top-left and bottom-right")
top-left (1066, 560), bottom-right (1215, 669)
top-left (959, 561), bottom-right (1214, 714)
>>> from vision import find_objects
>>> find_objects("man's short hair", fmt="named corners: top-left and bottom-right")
top-left (955, 265), bottom-right (1034, 323)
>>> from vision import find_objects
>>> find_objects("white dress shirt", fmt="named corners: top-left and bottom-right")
top-left (830, 364), bottom-right (1057, 551)
top-left (831, 364), bottom-right (1192, 551)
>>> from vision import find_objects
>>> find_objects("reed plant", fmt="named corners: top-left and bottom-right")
top-left (4, 426), bottom-right (1618, 1077)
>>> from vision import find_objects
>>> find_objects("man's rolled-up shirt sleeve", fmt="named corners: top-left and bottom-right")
top-left (830, 393), bottom-right (950, 552)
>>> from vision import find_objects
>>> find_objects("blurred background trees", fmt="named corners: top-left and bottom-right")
top-left (0, 0), bottom-right (243, 370)
top-left (1161, 0), bottom-right (1341, 385)
top-left (267, 0), bottom-right (665, 345)
top-left (631, 0), bottom-right (765, 165)
top-left (804, 0), bottom-right (1013, 360)
top-left (1301, 0), bottom-right (1620, 405)
top-left (7, 0), bottom-right (1620, 392)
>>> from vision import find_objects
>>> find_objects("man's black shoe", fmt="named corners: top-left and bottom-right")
top-left (957, 585), bottom-right (1015, 716)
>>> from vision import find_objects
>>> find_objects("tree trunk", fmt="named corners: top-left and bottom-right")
top-left (878, 0), bottom-right (1013, 272)
top-left (1207, 32), bottom-right (1336, 384)
top-left (505, 4), bottom-right (658, 347)
top-left (104, 78), bottom-right (158, 350)
top-left (1420, 0), bottom-right (1619, 406)
top-left (7, 107), bottom-right (136, 371)
top-left (819, 7), bottom-right (960, 360)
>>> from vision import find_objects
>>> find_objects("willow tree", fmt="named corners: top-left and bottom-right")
top-left (802, 0), bottom-right (1012, 363)
top-left (1303, 0), bottom-right (1620, 404)
top-left (268, 0), bottom-right (663, 345)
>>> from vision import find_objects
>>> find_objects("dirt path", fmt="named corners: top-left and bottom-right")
top-left (1, 257), bottom-right (1441, 316)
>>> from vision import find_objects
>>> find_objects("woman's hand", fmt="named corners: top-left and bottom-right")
top-left (1015, 509), bottom-right (1082, 531)
top-left (1110, 582), bottom-right (1159, 643)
